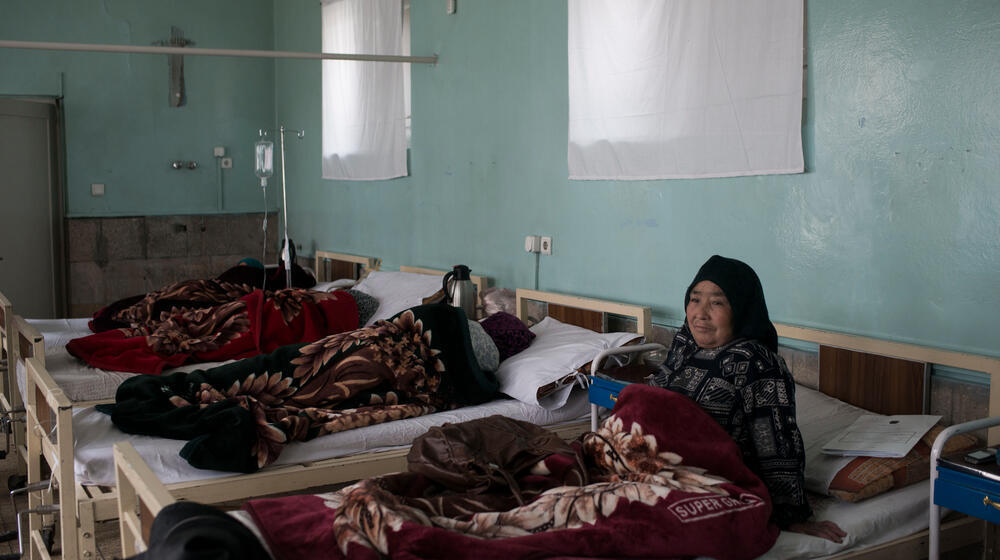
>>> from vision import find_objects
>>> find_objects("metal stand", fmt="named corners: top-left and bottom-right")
top-left (278, 125), bottom-right (304, 288)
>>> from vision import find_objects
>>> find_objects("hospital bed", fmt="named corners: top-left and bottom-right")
top-left (0, 252), bottom-right (381, 464)
top-left (44, 286), bottom-right (646, 560)
top-left (116, 317), bottom-right (1000, 559)
top-left (5, 251), bottom-right (377, 559)
top-left (14, 255), bottom-right (495, 560)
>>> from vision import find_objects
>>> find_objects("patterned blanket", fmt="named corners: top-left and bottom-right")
top-left (67, 288), bottom-right (360, 374)
top-left (100, 304), bottom-right (499, 473)
top-left (244, 384), bottom-right (780, 559)
top-left (88, 263), bottom-right (315, 333)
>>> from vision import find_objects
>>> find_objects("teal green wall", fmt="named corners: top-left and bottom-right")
top-left (275, 0), bottom-right (999, 357)
top-left (5, 1), bottom-right (997, 357)
top-left (0, 0), bottom-right (277, 216)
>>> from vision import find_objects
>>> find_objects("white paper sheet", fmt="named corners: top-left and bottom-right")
top-left (821, 414), bottom-right (941, 458)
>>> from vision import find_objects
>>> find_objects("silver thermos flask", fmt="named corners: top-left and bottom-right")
top-left (442, 264), bottom-right (477, 319)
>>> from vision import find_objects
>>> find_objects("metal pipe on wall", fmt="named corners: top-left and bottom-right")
top-left (0, 39), bottom-right (438, 64)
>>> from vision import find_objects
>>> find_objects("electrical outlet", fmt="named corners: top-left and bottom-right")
top-left (524, 235), bottom-right (541, 253)
top-left (540, 236), bottom-right (552, 255)
top-left (221, 157), bottom-right (233, 169)
top-left (90, 183), bottom-right (105, 197)
top-left (213, 146), bottom-right (226, 157)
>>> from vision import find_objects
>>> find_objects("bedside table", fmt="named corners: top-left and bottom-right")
top-left (587, 343), bottom-right (665, 431)
top-left (930, 416), bottom-right (1000, 560)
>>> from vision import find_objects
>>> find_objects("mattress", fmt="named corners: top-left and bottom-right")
top-left (17, 318), bottom-right (230, 403)
top-left (763, 384), bottom-right (935, 558)
top-left (73, 388), bottom-right (591, 487)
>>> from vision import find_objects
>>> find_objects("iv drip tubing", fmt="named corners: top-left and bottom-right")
top-left (0, 40), bottom-right (437, 64)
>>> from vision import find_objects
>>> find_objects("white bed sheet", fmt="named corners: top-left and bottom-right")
top-left (762, 384), bottom-right (934, 558)
top-left (74, 388), bottom-right (590, 487)
top-left (760, 482), bottom-right (933, 559)
top-left (16, 318), bottom-right (230, 403)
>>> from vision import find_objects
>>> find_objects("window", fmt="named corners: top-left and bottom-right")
top-left (321, 0), bottom-right (409, 180)
top-left (568, 0), bottom-right (804, 180)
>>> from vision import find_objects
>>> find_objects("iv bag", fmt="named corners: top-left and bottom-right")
top-left (254, 139), bottom-right (274, 187)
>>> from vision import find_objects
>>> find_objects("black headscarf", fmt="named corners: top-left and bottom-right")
top-left (684, 255), bottom-right (778, 352)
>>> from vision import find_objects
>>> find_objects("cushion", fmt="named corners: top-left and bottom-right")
top-left (795, 383), bottom-right (981, 503)
top-left (495, 316), bottom-right (642, 410)
top-left (345, 289), bottom-right (379, 327)
top-left (467, 320), bottom-right (500, 372)
top-left (826, 425), bottom-right (979, 502)
top-left (351, 271), bottom-right (444, 326)
top-left (479, 312), bottom-right (535, 362)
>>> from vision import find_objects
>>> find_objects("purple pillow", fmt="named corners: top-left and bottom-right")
top-left (479, 312), bottom-right (535, 362)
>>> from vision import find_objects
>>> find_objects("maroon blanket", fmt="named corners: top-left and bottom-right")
top-left (67, 289), bottom-right (359, 374)
top-left (244, 384), bottom-right (780, 560)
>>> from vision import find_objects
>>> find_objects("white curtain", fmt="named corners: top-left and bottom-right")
top-left (321, 0), bottom-right (407, 180)
top-left (568, 0), bottom-right (804, 180)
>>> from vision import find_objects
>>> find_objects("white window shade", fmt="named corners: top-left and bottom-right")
top-left (321, 0), bottom-right (407, 180)
top-left (568, 0), bottom-right (804, 181)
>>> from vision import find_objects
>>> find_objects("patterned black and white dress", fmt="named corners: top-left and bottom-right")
top-left (651, 325), bottom-right (812, 528)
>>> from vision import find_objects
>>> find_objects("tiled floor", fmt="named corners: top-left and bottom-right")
top-left (0, 449), bottom-right (121, 560)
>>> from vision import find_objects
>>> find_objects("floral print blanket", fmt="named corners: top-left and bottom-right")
top-left (67, 288), bottom-right (360, 374)
top-left (87, 263), bottom-right (315, 333)
top-left (100, 304), bottom-right (499, 473)
top-left (243, 384), bottom-right (780, 560)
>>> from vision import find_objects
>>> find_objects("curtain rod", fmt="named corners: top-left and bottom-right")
top-left (0, 39), bottom-right (437, 64)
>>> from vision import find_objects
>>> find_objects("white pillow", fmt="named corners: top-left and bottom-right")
top-left (312, 278), bottom-right (358, 292)
top-left (794, 384), bottom-right (867, 494)
top-left (352, 270), bottom-right (444, 326)
top-left (496, 316), bottom-right (642, 410)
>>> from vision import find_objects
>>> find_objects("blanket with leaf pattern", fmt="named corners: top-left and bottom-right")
top-left (67, 288), bottom-right (359, 374)
top-left (243, 384), bottom-right (780, 560)
top-left (100, 304), bottom-right (499, 473)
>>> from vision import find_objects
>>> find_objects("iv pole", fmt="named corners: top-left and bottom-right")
top-left (278, 125), bottom-right (304, 289)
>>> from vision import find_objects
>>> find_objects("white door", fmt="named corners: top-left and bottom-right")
top-left (0, 99), bottom-right (63, 318)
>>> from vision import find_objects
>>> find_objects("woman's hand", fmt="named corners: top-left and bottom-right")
top-left (786, 520), bottom-right (847, 543)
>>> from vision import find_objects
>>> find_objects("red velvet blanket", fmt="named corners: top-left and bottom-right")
top-left (244, 384), bottom-right (780, 560)
top-left (66, 289), bottom-right (359, 374)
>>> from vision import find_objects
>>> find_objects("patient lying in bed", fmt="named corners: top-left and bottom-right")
top-left (99, 304), bottom-right (502, 473)
top-left (137, 384), bottom-right (781, 560)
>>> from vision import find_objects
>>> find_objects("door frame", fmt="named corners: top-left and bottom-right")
top-left (0, 97), bottom-right (67, 317)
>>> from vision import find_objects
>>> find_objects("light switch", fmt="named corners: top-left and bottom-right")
top-left (91, 183), bottom-right (105, 197)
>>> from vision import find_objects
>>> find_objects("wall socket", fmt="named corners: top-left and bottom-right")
top-left (540, 236), bottom-right (552, 255)
top-left (220, 157), bottom-right (233, 169)
top-left (525, 235), bottom-right (541, 253)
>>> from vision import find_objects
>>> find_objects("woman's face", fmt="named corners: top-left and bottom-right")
top-left (685, 280), bottom-right (735, 349)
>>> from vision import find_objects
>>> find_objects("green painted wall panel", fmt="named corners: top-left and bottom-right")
top-left (0, 0), bottom-right (277, 216)
top-left (5, 0), bottom-right (996, 357)
top-left (275, 0), bottom-right (999, 357)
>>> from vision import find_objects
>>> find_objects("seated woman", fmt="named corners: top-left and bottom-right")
top-left (650, 255), bottom-right (846, 543)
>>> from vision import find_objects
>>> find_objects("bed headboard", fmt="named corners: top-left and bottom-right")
top-left (774, 322), bottom-right (1000, 445)
top-left (314, 251), bottom-right (380, 283)
top-left (0, 290), bottom-right (11, 356)
top-left (14, 315), bottom-right (43, 363)
top-left (514, 288), bottom-right (652, 336)
top-left (398, 266), bottom-right (489, 298)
